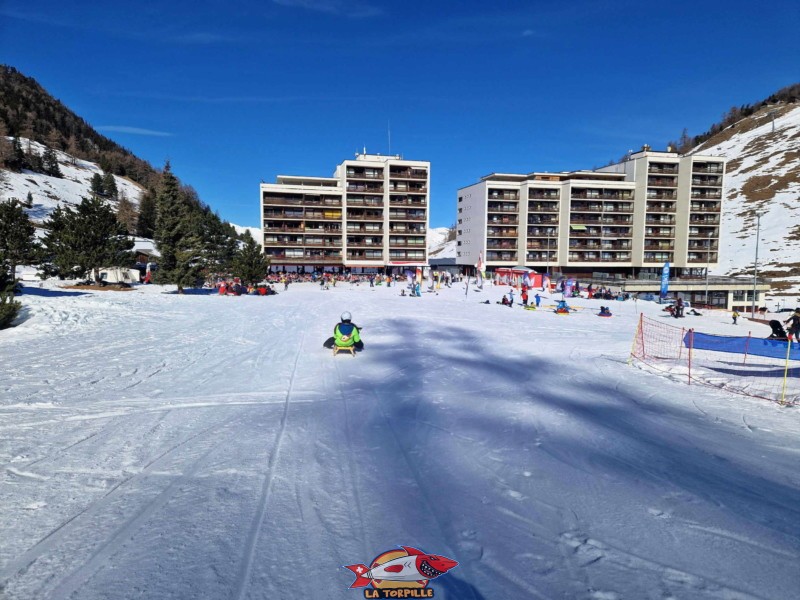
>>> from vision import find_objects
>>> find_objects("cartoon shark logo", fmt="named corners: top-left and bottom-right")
top-left (344, 546), bottom-right (458, 591)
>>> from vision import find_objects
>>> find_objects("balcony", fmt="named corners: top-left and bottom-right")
top-left (527, 215), bottom-right (559, 225)
top-left (346, 170), bottom-right (383, 180)
top-left (487, 229), bottom-right (518, 238)
top-left (571, 192), bottom-right (634, 200)
top-left (648, 165), bottom-right (679, 174)
top-left (647, 178), bottom-right (677, 187)
top-left (528, 191), bottom-right (560, 200)
top-left (347, 226), bottom-right (383, 233)
top-left (527, 227), bottom-right (558, 237)
top-left (646, 203), bottom-right (676, 213)
top-left (262, 196), bottom-right (342, 207)
top-left (303, 239), bottom-right (343, 248)
top-left (691, 191), bottom-right (723, 200)
top-left (347, 197), bottom-right (384, 207)
top-left (389, 211), bottom-right (426, 221)
top-left (393, 184), bottom-right (428, 194)
top-left (526, 251), bottom-right (557, 262)
top-left (644, 242), bottom-right (675, 250)
top-left (263, 225), bottom-right (304, 233)
top-left (645, 217), bottom-right (676, 225)
top-left (263, 239), bottom-right (303, 246)
top-left (347, 251), bottom-right (384, 260)
top-left (389, 169), bottom-right (427, 180)
top-left (688, 242), bottom-right (718, 250)
top-left (486, 251), bottom-right (517, 262)
top-left (646, 192), bottom-right (677, 200)
top-left (643, 253), bottom-right (674, 263)
top-left (644, 230), bottom-right (674, 238)
top-left (388, 251), bottom-right (426, 261)
top-left (487, 240), bottom-right (518, 249)
top-left (526, 241), bottom-right (558, 249)
top-left (528, 202), bottom-right (559, 213)
top-left (690, 203), bottom-right (721, 212)
top-left (487, 216), bottom-right (519, 225)
top-left (347, 212), bottom-right (384, 221)
top-left (389, 225), bottom-right (426, 234)
top-left (266, 253), bottom-right (342, 264)
top-left (389, 197), bottom-right (427, 207)
top-left (488, 190), bottom-right (520, 201)
top-left (689, 216), bottom-right (720, 225)
top-left (688, 253), bottom-right (719, 263)
top-left (346, 184), bottom-right (384, 194)
top-left (691, 177), bottom-right (723, 186)
top-left (692, 164), bottom-right (724, 174)
top-left (488, 203), bottom-right (519, 213)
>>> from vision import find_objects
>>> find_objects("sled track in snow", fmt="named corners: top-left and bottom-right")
top-left (233, 329), bottom-right (306, 600)
top-left (333, 353), bottom-right (368, 554)
top-left (0, 411), bottom-right (244, 598)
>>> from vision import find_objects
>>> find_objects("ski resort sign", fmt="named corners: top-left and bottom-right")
top-left (344, 546), bottom-right (458, 597)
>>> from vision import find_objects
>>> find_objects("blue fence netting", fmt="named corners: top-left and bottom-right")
top-left (683, 331), bottom-right (800, 361)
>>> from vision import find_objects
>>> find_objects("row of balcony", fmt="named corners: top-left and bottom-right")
top-left (262, 195), bottom-right (342, 207)
top-left (569, 252), bottom-right (632, 262)
top-left (691, 177), bottom-right (722, 186)
top-left (488, 190), bottom-right (519, 200)
top-left (570, 202), bottom-right (635, 213)
top-left (571, 192), bottom-right (634, 200)
top-left (648, 177), bottom-right (678, 187)
top-left (347, 197), bottom-right (427, 207)
top-left (346, 169), bottom-right (428, 181)
top-left (528, 202), bottom-right (559, 212)
top-left (648, 165), bottom-right (679, 174)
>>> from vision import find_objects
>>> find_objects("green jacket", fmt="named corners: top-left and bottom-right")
top-left (334, 322), bottom-right (361, 347)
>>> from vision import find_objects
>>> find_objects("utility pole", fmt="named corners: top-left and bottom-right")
top-left (751, 211), bottom-right (764, 318)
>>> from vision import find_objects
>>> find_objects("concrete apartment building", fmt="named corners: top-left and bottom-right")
top-left (260, 153), bottom-right (430, 273)
top-left (456, 146), bottom-right (725, 279)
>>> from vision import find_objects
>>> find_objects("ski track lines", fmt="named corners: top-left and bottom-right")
top-left (232, 329), bottom-right (305, 600)
top-left (0, 410), bottom-right (245, 599)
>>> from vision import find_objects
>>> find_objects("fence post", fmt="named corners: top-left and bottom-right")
top-left (688, 328), bottom-right (694, 385)
top-left (780, 338), bottom-right (792, 406)
top-left (629, 313), bottom-right (644, 365)
top-left (743, 331), bottom-right (751, 365)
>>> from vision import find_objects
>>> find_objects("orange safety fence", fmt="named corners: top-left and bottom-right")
top-left (629, 314), bottom-right (798, 406)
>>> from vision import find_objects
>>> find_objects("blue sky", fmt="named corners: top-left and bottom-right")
top-left (2, 0), bottom-right (798, 228)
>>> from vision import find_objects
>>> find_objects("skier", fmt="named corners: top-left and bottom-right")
top-left (784, 308), bottom-right (800, 341)
top-left (732, 310), bottom-right (739, 325)
top-left (534, 293), bottom-right (541, 308)
top-left (323, 311), bottom-right (364, 351)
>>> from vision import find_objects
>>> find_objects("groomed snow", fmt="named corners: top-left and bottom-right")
top-left (1, 282), bottom-right (798, 599)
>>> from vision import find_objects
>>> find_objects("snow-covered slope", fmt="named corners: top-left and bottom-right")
top-left (0, 138), bottom-right (145, 222)
top-left (693, 104), bottom-right (800, 295)
top-left (428, 226), bottom-right (456, 259)
top-left (1, 282), bottom-right (798, 599)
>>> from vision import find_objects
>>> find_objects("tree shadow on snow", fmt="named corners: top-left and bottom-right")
top-left (344, 317), bottom-right (800, 597)
top-left (17, 285), bottom-right (90, 297)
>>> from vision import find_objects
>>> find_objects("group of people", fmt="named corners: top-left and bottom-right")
top-left (216, 280), bottom-right (277, 296)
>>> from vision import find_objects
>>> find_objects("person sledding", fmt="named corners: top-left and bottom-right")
top-left (598, 306), bottom-right (612, 317)
top-left (323, 311), bottom-right (364, 351)
top-left (555, 299), bottom-right (570, 314)
top-left (784, 308), bottom-right (800, 341)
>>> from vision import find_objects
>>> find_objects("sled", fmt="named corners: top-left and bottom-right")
top-left (597, 313), bottom-right (612, 318)
top-left (333, 345), bottom-right (356, 357)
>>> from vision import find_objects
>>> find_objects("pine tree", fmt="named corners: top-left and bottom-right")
top-left (116, 190), bottom-right (138, 234)
top-left (153, 163), bottom-right (203, 292)
top-left (136, 189), bottom-right (157, 238)
top-left (24, 191), bottom-right (34, 208)
top-left (0, 257), bottom-right (21, 329)
top-left (90, 173), bottom-right (105, 197)
top-left (40, 197), bottom-right (134, 280)
top-left (42, 146), bottom-right (62, 177)
top-left (102, 172), bottom-right (118, 199)
top-left (678, 128), bottom-right (692, 154)
top-left (232, 231), bottom-right (270, 285)
top-left (0, 198), bottom-right (39, 282)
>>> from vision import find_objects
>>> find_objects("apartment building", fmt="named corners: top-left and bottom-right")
top-left (456, 146), bottom-right (725, 277)
top-left (260, 153), bottom-right (430, 272)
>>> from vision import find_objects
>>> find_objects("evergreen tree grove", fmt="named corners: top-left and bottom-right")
top-left (136, 189), bottom-right (157, 238)
top-left (40, 197), bottom-right (134, 280)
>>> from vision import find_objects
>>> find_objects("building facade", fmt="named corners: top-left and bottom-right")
top-left (456, 147), bottom-right (725, 278)
top-left (260, 153), bottom-right (430, 272)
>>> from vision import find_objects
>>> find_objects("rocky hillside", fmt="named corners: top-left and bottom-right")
top-left (693, 103), bottom-right (800, 296)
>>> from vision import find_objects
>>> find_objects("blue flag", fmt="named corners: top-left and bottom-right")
top-left (660, 262), bottom-right (670, 298)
